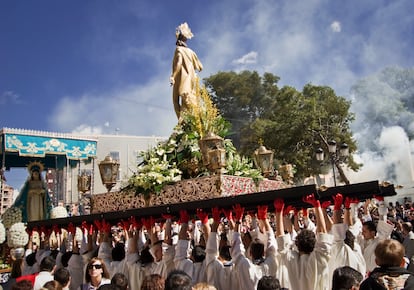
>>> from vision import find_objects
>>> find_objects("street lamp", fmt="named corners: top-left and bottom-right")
top-left (208, 147), bottom-right (226, 174)
top-left (315, 141), bottom-right (349, 187)
top-left (253, 145), bottom-right (274, 178)
top-left (77, 170), bottom-right (92, 194)
top-left (98, 155), bottom-right (120, 192)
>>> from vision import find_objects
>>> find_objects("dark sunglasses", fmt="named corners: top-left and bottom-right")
top-left (87, 264), bottom-right (103, 270)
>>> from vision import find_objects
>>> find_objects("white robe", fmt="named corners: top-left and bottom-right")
top-left (277, 232), bottom-right (333, 290)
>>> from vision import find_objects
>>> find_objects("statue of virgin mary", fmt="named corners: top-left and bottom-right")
top-left (13, 161), bottom-right (52, 222)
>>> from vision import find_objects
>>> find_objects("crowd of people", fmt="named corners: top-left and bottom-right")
top-left (1, 194), bottom-right (414, 290)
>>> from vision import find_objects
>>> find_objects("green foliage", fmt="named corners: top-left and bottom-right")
top-left (204, 71), bottom-right (361, 182)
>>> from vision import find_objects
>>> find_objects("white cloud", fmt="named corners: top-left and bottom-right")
top-left (49, 76), bottom-right (175, 137)
top-left (72, 124), bottom-right (104, 135)
top-left (330, 21), bottom-right (341, 33)
top-left (232, 51), bottom-right (258, 65)
top-left (0, 91), bottom-right (23, 105)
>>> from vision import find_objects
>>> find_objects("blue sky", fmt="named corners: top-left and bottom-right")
top-left (1, 0), bottom-right (414, 190)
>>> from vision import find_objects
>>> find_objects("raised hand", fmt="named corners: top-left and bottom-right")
top-left (211, 207), bottom-right (221, 223)
top-left (222, 208), bottom-right (233, 221)
top-left (273, 198), bottom-right (284, 213)
top-left (196, 209), bottom-right (209, 224)
top-left (333, 193), bottom-right (343, 210)
top-left (303, 193), bottom-right (321, 208)
top-left (257, 205), bottom-right (268, 220)
top-left (179, 210), bottom-right (190, 224)
top-left (321, 200), bottom-right (331, 209)
top-left (233, 204), bottom-right (245, 221)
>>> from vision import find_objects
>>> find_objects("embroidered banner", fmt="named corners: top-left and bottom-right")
top-left (4, 133), bottom-right (97, 160)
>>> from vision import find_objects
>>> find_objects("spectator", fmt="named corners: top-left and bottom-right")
top-left (332, 266), bottom-right (363, 290)
top-left (257, 276), bottom-right (281, 290)
top-left (164, 270), bottom-right (192, 290)
top-left (402, 222), bottom-right (414, 272)
top-left (140, 274), bottom-right (164, 290)
top-left (110, 273), bottom-right (128, 290)
top-left (53, 268), bottom-right (70, 290)
top-left (42, 280), bottom-right (62, 290)
top-left (1, 258), bottom-right (24, 290)
top-left (11, 280), bottom-right (33, 290)
top-left (360, 239), bottom-right (414, 289)
top-left (81, 258), bottom-right (111, 290)
top-left (33, 256), bottom-right (56, 290)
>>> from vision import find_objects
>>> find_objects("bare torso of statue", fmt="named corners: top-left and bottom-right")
top-left (170, 22), bottom-right (203, 119)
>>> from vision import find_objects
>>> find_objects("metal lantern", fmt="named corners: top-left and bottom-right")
top-left (253, 145), bottom-right (274, 176)
top-left (208, 147), bottom-right (226, 173)
top-left (328, 140), bottom-right (337, 153)
top-left (315, 147), bottom-right (324, 162)
top-left (77, 171), bottom-right (92, 193)
top-left (339, 143), bottom-right (349, 158)
top-left (98, 155), bottom-right (120, 192)
top-left (198, 132), bottom-right (224, 166)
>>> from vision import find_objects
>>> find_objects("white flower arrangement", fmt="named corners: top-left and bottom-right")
top-left (7, 222), bottom-right (29, 248)
top-left (50, 206), bottom-right (68, 219)
top-left (0, 222), bottom-right (5, 244)
top-left (2, 207), bottom-right (22, 229)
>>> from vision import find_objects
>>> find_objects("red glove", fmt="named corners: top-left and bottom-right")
top-left (321, 201), bottom-right (331, 209)
top-left (344, 197), bottom-right (352, 209)
top-left (52, 224), bottom-right (60, 235)
top-left (129, 216), bottom-right (141, 230)
top-left (102, 220), bottom-right (112, 233)
top-left (162, 214), bottom-right (173, 221)
top-left (26, 227), bottom-right (33, 236)
top-left (233, 204), bottom-right (245, 221)
top-left (222, 208), bottom-right (233, 222)
top-left (179, 210), bottom-right (190, 224)
top-left (120, 220), bottom-right (130, 231)
top-left (141, 217), bottom-right (155, 229)
top-left (303, 194), bottom-right (321, 208)
top-left (283, 205), bottom-right (295, 216)
top-left (374, 195), bottom-right (384, 202)
top-left (257, 205), bottom-right (268, 220)
top-left (81, 221), bottom-right (89, 233)
top-left (196, 209), bottom-right (209, 224)
top-left (88, 224), bottom-right (94, 235)
top-left (211, 207), bottom-right (221, 223)
top-left (273, 198), bottom-right (284, 213)
top-left (67, 223), bottom-right (76, 235)
top-left (93, 220), bottom-right (102, 232)
top-left (333, 193), bottom-right (343, 211)
top-left (40, 226), bottom-right (47, 236)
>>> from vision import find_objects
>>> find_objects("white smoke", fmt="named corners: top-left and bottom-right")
top-left (347, 126), bottom-right (414, 185)
top-left (347, 67), bottom-right (414, 188)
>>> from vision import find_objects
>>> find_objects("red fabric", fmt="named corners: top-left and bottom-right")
top-left (16, 273), bottom-right (38, 286)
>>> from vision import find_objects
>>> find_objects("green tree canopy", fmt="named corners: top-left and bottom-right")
top-left (204, 71), bottom-right (361, 183)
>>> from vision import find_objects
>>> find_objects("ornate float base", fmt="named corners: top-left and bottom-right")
top-left (91, 175), bottom-right (287, 213)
